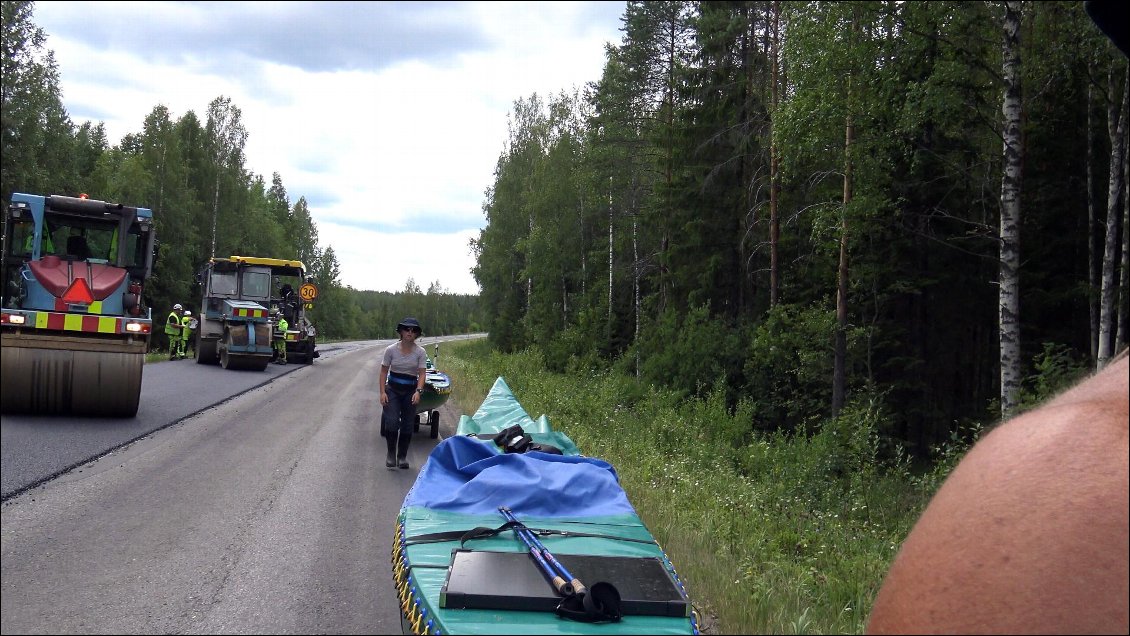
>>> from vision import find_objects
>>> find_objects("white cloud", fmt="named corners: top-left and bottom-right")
top-left (34, 1), bottom-right (625, 294)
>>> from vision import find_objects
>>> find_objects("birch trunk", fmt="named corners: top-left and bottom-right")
top-left (633, 216), bottom-right (640, 378)
top-left (157, 145), bottom-right (166, 217)
top-left (1088, 79), bottom-right (1099, 362)
top-left (527, 216), bottom-right (533, 311)
top-left (998, 1), bottom-right (1023, 416)
top-left (833, 108), bottom-right (852, 418)
top-left (1117, 173), bottom-right (1128, 354)
top-left (1097, 66), bottom-right (1127, 368)
top-left (832, 10), bottom-right (858, 419)
top-left (211, 174), bottom-right (220, 259)
top-left (579, 197), bottom-right (586, 297)
top-left (661, 14), bottom-right (676, 313)
top-left (608, 177), bottom-right (613, 323)
top-left (1116, 76), bottom-right (1129, 355)
top-left (770, 0), bottom-right (781, 307)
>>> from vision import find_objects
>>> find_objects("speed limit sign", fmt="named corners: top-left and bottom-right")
top-left (299, 282), bottom-right (319, 302)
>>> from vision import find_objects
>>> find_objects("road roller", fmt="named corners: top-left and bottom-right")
top-left (193, 256), bottom-right (277, 371)
top-left (1, 193), bottom-right (156, 417)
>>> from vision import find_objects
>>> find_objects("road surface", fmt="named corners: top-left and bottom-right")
top-left (1, 336), bottom-right (475, 634)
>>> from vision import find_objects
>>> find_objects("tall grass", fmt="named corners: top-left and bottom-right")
top-left (439, 339), bottom-right (964, 634)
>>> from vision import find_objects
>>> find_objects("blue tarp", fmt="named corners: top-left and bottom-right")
top-left (403, 435), bottom-right (634, 517)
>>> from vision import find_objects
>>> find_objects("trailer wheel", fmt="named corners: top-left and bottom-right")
top-left (429, 410), bottom-right (439, 439)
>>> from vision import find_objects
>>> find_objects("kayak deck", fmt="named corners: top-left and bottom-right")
top-left (392, 377), bottom-right (699, 635)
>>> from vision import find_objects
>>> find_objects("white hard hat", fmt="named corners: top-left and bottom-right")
top-left (184, 310), bottom-right (192, 316)
top-left (173, 303), bottom-right (183, 311)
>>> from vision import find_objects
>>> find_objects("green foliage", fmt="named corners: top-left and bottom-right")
top-left (629, 304), bottom-right (746, 403)
top-left (744, 303), bottom-right (836, 432)
top-left (441, 337), bottom-right (929, 635)
top-left (542, 306), bottom-right (607, 374)
top-left (1017, 342), bottom-right (1090, 410)
top-left (909, 420), bottom-right (982, 498)
top-left (334, 286), bottom-right (482, 341)
top-left (5, 0), bottom-right (1117, 458)
top-left (464, 0), bottom-right (1112, 461)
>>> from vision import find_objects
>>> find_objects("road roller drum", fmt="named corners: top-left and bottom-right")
top-left (1, 330), bottom-right (147, 417)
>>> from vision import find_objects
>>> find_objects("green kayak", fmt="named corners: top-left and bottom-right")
top-left (413, 359), bottom-right (452, 439)
top-left (392, 377), bottom-right (699, 635)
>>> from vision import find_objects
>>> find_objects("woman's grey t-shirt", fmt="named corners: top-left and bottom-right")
top-left (382, 343), bottom-right (426, 377)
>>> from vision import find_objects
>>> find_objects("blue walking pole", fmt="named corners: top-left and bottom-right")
top-left (498, 507), bottom-right (573, 597)
top-left (499, 507), bottom-right (586, 598)
top-left (499, 506), bottom-right (622, 623)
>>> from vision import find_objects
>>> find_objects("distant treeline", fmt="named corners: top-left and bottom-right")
top-left (473, 1), bottom-right (1129, 455)
top-left (1, 1), bottom-right (483, 346)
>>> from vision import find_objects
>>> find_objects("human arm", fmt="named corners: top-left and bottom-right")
top-left (411, 350), bottom-right (426, 406)
top-left (379, 363), bottom-right (390, 407)
top-left (866, 353), bottom-right (1129, 634)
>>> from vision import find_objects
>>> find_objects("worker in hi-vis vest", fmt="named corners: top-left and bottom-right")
top-left (273, 310), bottom-right (289, 365)
top-left (22, 222), bottom-right (55, 256)
top-left (166, 303), bottom-right (184, 360)
top-left (181, 309), bottom-right (196, 358)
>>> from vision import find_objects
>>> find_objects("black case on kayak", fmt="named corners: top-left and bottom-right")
top-left (439, 548), bottom-right (690, 617)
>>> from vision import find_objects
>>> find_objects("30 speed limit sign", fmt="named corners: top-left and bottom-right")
top-left (299, 282), bottom-right (319, 302)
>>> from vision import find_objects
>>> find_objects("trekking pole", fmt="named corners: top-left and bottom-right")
top-left (499, 507), bottom-right (587, 599)
top-left (497, 509), bottom-right (572, 596)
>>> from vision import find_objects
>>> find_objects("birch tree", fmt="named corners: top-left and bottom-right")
top-left (770, 0), bottom-right (782, 307)
top-left (998, 0), bottom-right (1024, 416)
top-left (1097, 64), bottom-right (1127, 368)
top-left (833, 97), bottom-right (853, 417)
top-left (205, 96), bottom-right (248, 258)
top-left (1118, 153), bottom-right (1128, 353)
top-left (1088, 75), bottom-right (1099, 361)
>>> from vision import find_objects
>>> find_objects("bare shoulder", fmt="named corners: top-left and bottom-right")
top-left (867, 355), bottom-right (1128, 634)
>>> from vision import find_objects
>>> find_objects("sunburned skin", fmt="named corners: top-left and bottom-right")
top-left (866, 351), bottom-right (1129, 635)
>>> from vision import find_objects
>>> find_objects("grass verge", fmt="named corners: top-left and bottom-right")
top-left (437, 339), bottom-right (951, 634)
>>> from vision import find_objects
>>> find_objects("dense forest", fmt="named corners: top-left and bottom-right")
top-left (473, 1), bottom-right (1128, 455)
top-left (4, 1), bottom-right (1127, 456)
top-left (0, 1), bottom-right (483, 347)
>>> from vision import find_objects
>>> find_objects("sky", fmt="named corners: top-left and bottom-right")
top-left (32, 1), bottom-right (628, 295)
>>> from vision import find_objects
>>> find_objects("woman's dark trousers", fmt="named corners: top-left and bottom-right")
top-left (382, 385), bottom-right (415, 467)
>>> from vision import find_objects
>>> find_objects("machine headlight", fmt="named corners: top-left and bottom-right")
top-left (5, 314), bottom-right (26, 325)
top-left (125, 322), bottom-right (143, 332)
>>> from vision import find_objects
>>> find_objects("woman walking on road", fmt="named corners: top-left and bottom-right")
top-left (379, 317), bottom-right (426, 469)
